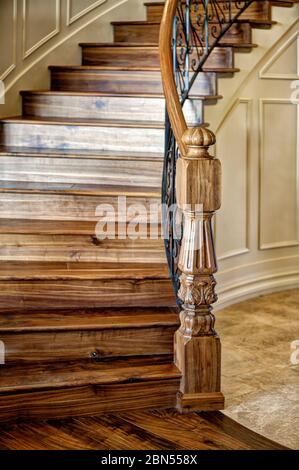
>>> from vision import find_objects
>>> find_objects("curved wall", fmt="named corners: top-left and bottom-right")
top-left (208, 9), bottom-right (299, 309)
top-left (0, 0), bottom-right (161, 118)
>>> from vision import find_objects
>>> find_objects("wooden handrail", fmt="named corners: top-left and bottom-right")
top-left (159, 0), bottom-right (187, 155)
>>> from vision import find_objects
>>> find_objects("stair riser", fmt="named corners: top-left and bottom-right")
top-left (0, 326), bottom-right (177, 364)
top-left (0, 220), bottom-right (161, 238)
top-left (0, 193), bottom-right (161, 222)
top-left (0, 234), bottom-right (165, 263)
top-left (146, 1), bottom-right (271, 22)
top-left (22, 94), bottom-right (203, 125)
top-left (0, 156), bottom-right (163, 188)
top-left (0, 379), bottom-right (179, 423)
top-left (0, 279), bottom-right (175, 311)
top-left (114, 22), bottom-right (251, 45)
top-left (81, 45), bottom-right (233, 69)
top-left (50, 69), bottom-right (217, 97)
top-left (0, 123), bottom-right (164, 153)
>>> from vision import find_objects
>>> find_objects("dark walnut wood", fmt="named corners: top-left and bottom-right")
top-left (0, 0), bottom-right (296, 423)
top-left (0, 409), bottom-right (287, 450)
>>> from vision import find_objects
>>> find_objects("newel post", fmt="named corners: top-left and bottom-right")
top-left (175, 126), bottom-right (225, 412)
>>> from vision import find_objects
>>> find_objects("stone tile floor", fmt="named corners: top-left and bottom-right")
top-left (217, 289), bottom-right (299, 449)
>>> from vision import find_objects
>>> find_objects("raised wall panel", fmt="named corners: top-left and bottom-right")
top-left (260, 32), bottom-right (299, 80)
top-left (259, 99), bottom-right (299, 249)
top-left (66, 0), bottom-right (107, 25)
top-left (0, 0), bottom-right (17, 80)
top-left (215, 100), bottom-right (250, 260)
top-left (22, 0), bottom-right (60, 59)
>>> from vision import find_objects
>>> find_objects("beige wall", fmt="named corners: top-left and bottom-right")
top-left (208, 10), bottom-right (299, 309)
top-left (0, 0), bottom-right (162, 117)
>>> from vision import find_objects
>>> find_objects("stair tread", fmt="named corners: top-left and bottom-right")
top-left (0, 356), bottom-right (181, 393)
top-left (0, 307), bottom-right (178, 332)
top-left (143, 0), bottom-right (283, 3)
top-left (79, 42), bottom-right (228, 49)
top-left (50, 65), bottom-right (165, 70)
top-left (0, 145), bottom-right (163, 161)
top-left (0, 260), bottom-right (169, 280)
top-left (0, 115), bottom-right (165, 129)
top-left (0, 180), bottom-right (160, 197)
top-left (0, 219), bottom-right (161, 236)
top-left (49, 64), bottom-right (239, 73)
top-left (80, 41), bottom-right (257, 49)
top-left (111, 19), bottom-right (268, 25)
top-left (20, 90), bottom-right (222, 100)
top-left (80, 42), bottom-right (160, 47)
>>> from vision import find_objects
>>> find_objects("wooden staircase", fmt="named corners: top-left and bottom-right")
top-left (0, 0), bottom-right (297, 422)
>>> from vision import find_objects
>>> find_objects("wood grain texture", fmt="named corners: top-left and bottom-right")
top-left (81, 44), bottom-right (233, 69)
top-left (0, 307), bottom-right (178, 331)
top-left (50, 66), bottom-right (217, 96)
top-left (145, 1), bottom-right (272, 22)
top-left (0, 326), bottom-right (178, 364)
top-left (113, 20), bottom-right (252, 45)
top-left (19, 91), bottom-right (205, 128)
top-left (0, 356), bottom-right (179, 393)
top-left (0, 280), bottom-right (175, 311)
top-left (0, 357), bottom-right (181, 423)
top-left (0, 307), bottom-right (178, 364)
top-left (0, 409), bottom-right (287, 450)
top-left (0, 380), bottom-right (180, 423)
top-left (0, 0), bottom-right (296, 424)
top-left (0, 118), bottom-right (165, 153)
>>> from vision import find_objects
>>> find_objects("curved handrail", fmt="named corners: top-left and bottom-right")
top-left (159, 0), bottom-right (255, 142)
top-left (159, 0), bottom-right (187, 155)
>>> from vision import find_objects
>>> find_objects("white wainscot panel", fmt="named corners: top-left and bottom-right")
top-left (0, 0), bottom-right (17, 80)
top-left (67, 0), bottom-right (107, 25)
top-left (23, 0), bottom-right (60, 58)
top-left (215, 100), bottom-right (250, 260)
top-left (259, 99), bottom-right (299, 249)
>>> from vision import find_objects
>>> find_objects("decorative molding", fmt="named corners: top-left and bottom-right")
top-left (215, 98), bottom-right (252, 261)
top-left (259, 30), bottom-right (299, 80)
top-left (259, 98), bottom-right (299, 250)
top-left (66, 0), bottom-right (107, 26)
top-left (5, 0), bottom-right (128, 93)
top-left (22, 0), bottom-right (60, 59)
top-left (216, 270), bottom-right (299, 311)
top-left (0, 0), bottom-right (17, 81)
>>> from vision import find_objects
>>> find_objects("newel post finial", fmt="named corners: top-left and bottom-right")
top-left (175, 125), bottom-right (224, 412)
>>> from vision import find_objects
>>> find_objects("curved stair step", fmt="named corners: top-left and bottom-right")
top-left (0, 260), bottom-right (175, 311)
top-left (112, 20), bottom-right (252, 44)
top-left (0, 307), bottom-right (179, 364)
top-left (0, 357), bottom-right (181, 422)
top-left (50, 66), bottom-right (217, 96)
top-left (145, 1), bottom-right (272, 23)
top-left (21, 90), bottom-right (205, 125)
top-left (0, 116), bottom-right (165, 153)
top-left (80, 43), bottom-right (234, 69)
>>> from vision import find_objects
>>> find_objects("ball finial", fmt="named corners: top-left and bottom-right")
top-left (182, 127), bottom-right (216, 149)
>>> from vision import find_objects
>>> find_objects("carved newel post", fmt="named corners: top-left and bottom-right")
top-left (175, 126), bottom-right (225, 411)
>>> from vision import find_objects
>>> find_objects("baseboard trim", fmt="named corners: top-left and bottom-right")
top-left (176, 391), bottom-right (225, 412)
top-left (215, 271), bottom-right (299, 311)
